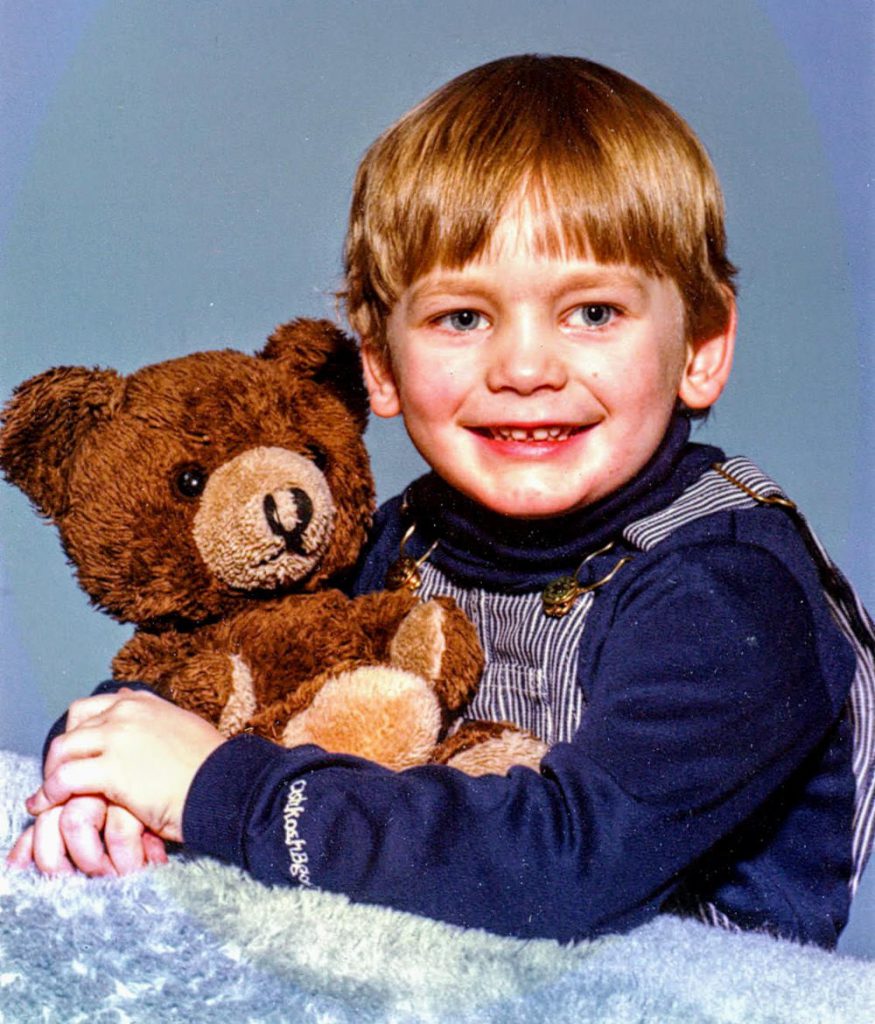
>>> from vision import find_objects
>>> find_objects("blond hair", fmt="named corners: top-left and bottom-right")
top-left (342, 54), bottom-right (736, 349)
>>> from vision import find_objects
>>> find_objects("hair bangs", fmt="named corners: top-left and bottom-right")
top-left (343, 55), bottom-right (736, 347)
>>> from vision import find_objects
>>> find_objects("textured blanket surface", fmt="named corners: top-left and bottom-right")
top-left (1, 750), bottom-right (873, 1024)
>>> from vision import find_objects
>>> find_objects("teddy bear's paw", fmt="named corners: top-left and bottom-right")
top-left (440, 726), bottom-right (549, 777)
top-left (389, 598), bottom-right (484, 711)
top-left (388, 601), bottom-right (448, 682)
top-left (280, 667), bottom-right (442, 770)
top-left (216, 654), bottom-right (259, 736)
top-left (160, 650), bottom-right (253, 736)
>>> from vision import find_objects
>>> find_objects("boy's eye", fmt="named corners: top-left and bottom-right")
top-left (436, 309), bottom-right (487, 332)
top-left (568, 304), bottom-right (617, 329)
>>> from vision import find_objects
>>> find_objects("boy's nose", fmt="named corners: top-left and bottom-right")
top-left (485, 322), bottom-right (568, 394)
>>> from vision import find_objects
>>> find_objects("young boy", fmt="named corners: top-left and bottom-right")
top-left (14, 55), bottom-right (872, 949)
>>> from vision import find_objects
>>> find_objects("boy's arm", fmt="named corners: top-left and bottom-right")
top-left (179, 541), bottom-right (854, 944)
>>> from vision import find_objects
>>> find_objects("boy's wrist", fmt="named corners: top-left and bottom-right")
top-left (181, 733), bottom-right (309, 864)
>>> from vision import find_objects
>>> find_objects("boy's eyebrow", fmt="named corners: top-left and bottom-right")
top-left (544, 268), bottom-right (650, 299)
top-left (408, 266), bottom-right (651, 304)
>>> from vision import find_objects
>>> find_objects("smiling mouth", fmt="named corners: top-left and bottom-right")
top-left (470, 425), bottom-right (589, 442)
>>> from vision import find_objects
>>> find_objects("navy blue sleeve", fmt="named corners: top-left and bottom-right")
top-left (181, 541), bottom-right (851, 943)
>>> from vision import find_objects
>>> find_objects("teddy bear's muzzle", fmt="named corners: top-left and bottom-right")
top-left (192, 446), bottom-right (335, 591)
top-left (263, 488), bottom-right (313, 555)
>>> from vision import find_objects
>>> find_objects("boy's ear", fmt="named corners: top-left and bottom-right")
top-left (677, 291), bottom-right (736, 411)
top-left (361, 340), bottom-right (402, 419)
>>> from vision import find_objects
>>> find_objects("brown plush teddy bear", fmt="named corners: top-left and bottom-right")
top-left (0, 318), bottom-right (546, 775)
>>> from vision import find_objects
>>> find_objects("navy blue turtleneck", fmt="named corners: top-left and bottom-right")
top-left (180, 417), bottom-right (857, 947)
top-left (351, 413), bottom-right (716, 594)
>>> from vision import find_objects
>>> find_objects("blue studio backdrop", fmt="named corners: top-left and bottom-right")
top-left (1, 0), bottom-right (872, 957)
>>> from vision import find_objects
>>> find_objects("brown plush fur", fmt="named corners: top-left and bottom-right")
top-left (1, 318), bottom-right (542, 773)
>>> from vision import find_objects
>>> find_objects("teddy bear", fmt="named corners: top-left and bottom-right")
top-left (0, 318), bottom-right (547, 775)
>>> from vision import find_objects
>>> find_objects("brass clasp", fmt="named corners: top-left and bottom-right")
top-left (385, 523), bottom-right (439, 594)
top-left (542, 542), bottom-right (632, 618)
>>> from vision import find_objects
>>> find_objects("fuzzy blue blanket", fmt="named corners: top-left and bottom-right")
top-left (1, 750), bottom-right (872, 1023)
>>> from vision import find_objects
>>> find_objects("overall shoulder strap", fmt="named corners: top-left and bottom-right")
top-left (623, 457), bottom-right (875, 895)
top-left (622, 457), bottom-right (792, 551)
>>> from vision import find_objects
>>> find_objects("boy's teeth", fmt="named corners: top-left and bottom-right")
top-left (490, 426), bottom-right (574, 442)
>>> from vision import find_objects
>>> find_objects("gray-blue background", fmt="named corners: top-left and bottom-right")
top-left (1, 0), bottom-right (872, 956)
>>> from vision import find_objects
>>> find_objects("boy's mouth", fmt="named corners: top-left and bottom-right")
top-left (470, 425), bottom-right (588, 443)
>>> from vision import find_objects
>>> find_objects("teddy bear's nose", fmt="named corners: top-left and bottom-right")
top-left (263, 488), bottom-right (313, 554)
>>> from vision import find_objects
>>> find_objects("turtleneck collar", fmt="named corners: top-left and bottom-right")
top-left (402, 414), bottom-right (723, 591)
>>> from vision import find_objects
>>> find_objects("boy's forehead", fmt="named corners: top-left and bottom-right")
top-left (410, 195), bottom-right (654, 293)
top-left (480, 193), bottom-right (590, 262)
top-left (405, 202), bottom-right (659, 302)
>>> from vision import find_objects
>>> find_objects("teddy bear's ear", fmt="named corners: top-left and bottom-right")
top-left (0, 366), bottom-right (125, 517)
top-left (259, 318), bottom-right (369, 430)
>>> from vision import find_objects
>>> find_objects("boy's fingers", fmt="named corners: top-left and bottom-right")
top-left (104, 805), bottom-right (147, 875)
top-left (6, 825), bottom-right (36, 869)
top-left (43, 721), bottom-right (109, 781)
top-left (28, 755), bottom-right (113, 816)
top-left (65, 692), bottom-right (129, 732)
top-left (32, 807), bottom-right (75, 876)
top-left (142, 831), bottom-right (169, 866)
top-left (59, 796), bottom-right (117, 877)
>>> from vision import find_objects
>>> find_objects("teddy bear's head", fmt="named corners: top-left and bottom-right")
top-left (0, 319), bottom-right (373, 626)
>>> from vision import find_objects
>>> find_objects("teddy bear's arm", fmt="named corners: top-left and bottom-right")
top-left (238, 592), bottom-right (484, 768)
top-left (112, 629), bottom-right (199, 691)
top-left (339, 589), bottom-right (419, 659)
top-left (112, 628), bottom-right (242, 732)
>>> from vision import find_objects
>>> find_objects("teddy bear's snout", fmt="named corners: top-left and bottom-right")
top-left (263, 488), bottom-right (313, 555)
top-left (192, 446), bottom-right (335, 591)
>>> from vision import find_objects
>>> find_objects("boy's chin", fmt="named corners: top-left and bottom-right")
top-left (456, 480), bottom-right (605, 521)
top-left (488, 501), bottom-right (593, 521)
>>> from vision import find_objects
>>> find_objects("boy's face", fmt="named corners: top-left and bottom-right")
top-left (362, 214), bottom-right (733, 520)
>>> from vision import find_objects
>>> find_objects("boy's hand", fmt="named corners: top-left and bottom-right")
top-left (25, 689), bottom-right (224, 844)
top-left (6, 797), bottom-right (168, 876)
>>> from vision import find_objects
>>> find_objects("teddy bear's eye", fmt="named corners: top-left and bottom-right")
top-left (305, 445), bottom-right (329, 472)
top-left (173, 463), bottom-right (208, 499)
